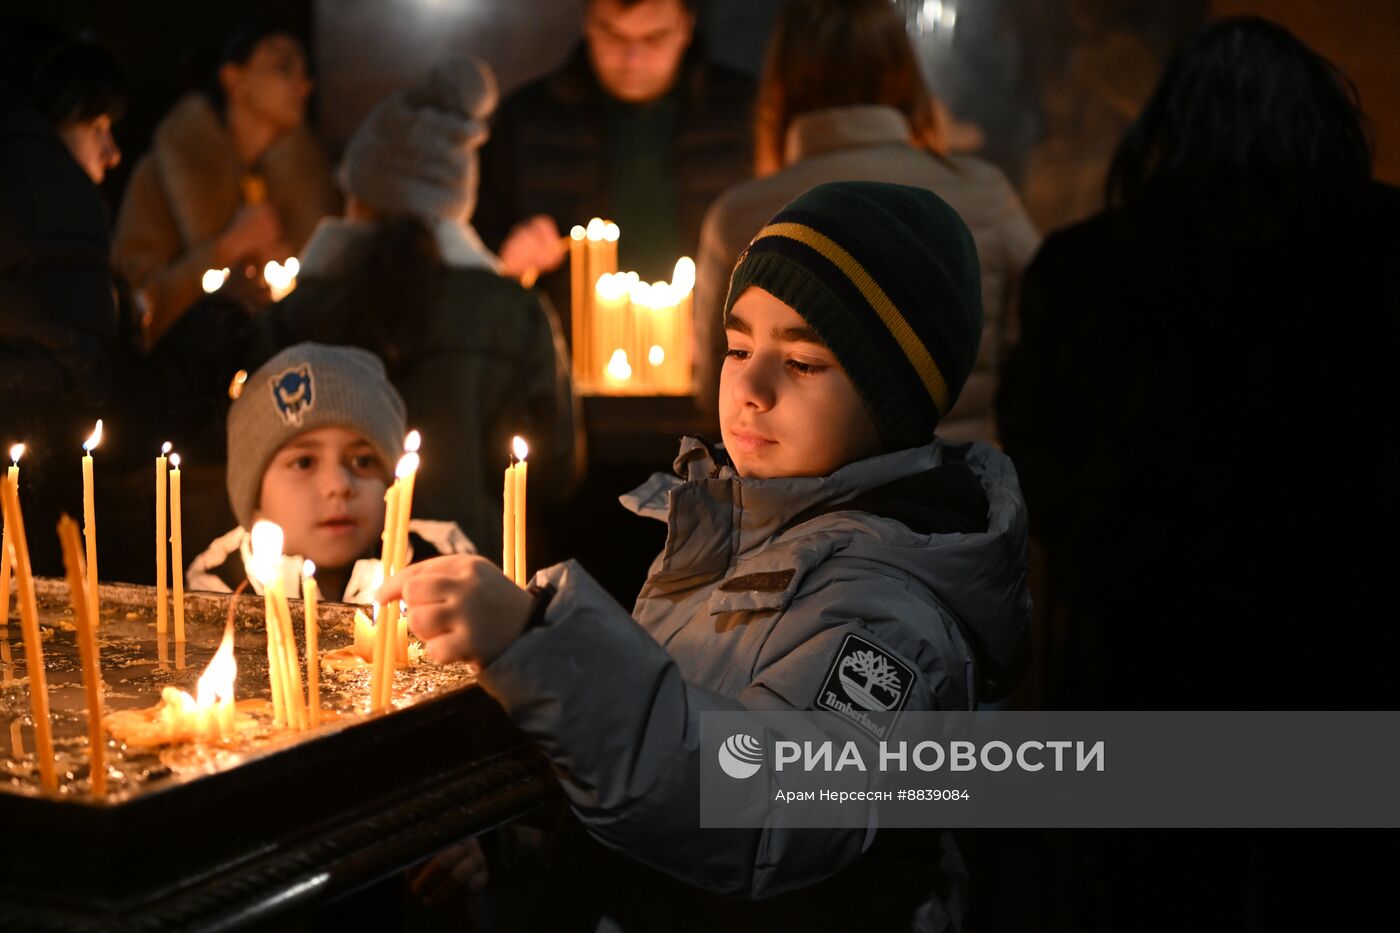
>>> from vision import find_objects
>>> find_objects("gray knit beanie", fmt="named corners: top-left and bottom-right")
top-left (226, 343), bottom-right (406, 529)
top-left (339, 56), bottom-right (498, 222)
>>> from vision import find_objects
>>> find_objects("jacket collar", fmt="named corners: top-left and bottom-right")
top-left (783, 105), bottom-right (913, 165)
top-left (620, 435), bottom-right (946, 584)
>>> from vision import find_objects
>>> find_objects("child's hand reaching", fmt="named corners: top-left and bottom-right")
top-left (378, 556), bottom-right (534, 666)
top-left (408, 837), bottom-right (489, 906)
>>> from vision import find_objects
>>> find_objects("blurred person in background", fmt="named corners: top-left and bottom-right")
top-left (112, 22), bottom-right (337, 343)
top-left (694, 0), bottom-right (1039, 443)
top-left (475, 0), bottom-right (753, 321)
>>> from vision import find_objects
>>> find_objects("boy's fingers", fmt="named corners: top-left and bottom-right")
top-left (406, 605), bottom-right (455, 640)
top-left (401, 574), bottom-right (459, 608)
top-left (425, 629), bottom-right (474, 665)
top-left (374, 559), bottom-right (435, 604)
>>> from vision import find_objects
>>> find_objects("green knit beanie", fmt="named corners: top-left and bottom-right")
top-left (723, 181), bottom-right (982, 448)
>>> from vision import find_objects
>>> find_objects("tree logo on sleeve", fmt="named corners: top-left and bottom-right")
top-left (815, 633), bottom-right (915, 740)
top-left (718, 733), bottom-right (764, 780)
top-left (269, 364), bottom-right (314, 426)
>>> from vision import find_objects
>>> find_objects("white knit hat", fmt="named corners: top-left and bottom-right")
top-left (339, 56), bottom-right (498, 222)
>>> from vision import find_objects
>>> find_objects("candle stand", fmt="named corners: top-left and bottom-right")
top-left (0, 581), bottom-right (555, 931)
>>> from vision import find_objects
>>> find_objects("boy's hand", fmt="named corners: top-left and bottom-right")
top-left (408, 837), bottom-right (489, 905)
top-left (377, 556), bottom-right (533, 666)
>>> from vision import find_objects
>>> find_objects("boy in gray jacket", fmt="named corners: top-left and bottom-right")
top-left (382, 182), bottom-right (1031, 931)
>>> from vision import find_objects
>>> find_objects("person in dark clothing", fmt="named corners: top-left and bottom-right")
top-left (474, 0), bottom-right (754, 318)
top-left (17, 34), bottom-right (124, 185)
top-left (994, 18), bottom-right (1400, 930)
top-left (998, 16), bottom-right (1399, 712)
top-left (0, 76), bottom-right (119, 577)
top-left (1, 33), bottom-right (257, 584)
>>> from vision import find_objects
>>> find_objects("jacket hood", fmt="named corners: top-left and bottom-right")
top-left (621, 437), bottom-right (1032, 700)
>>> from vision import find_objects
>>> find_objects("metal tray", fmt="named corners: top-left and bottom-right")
top-left (0, 580), bottom-right (555, 932)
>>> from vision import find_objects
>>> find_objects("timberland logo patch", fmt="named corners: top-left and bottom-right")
top-left (815, 634), bottom-right (914, 740)
top-left (269, 364), bottom-right (314, 426)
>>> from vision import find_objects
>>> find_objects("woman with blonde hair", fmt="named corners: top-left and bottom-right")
top-left (694, 0), bottom-right (1038, 443)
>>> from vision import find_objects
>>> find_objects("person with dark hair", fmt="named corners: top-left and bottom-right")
top-left (995, 21), bottom-right (1400, 926)
top-left (112, 23), bottom-right (338, 343)
top-left (26, 35), bottom-right (126, 185)
top-left (693, 0), bottom-right (1039, 443)
top-left (253, 58), bottom-right (582, 569)
top-left (999, 16), bottom-right (1398, 712)
top-left (474, 0), bottom-right (754, 319)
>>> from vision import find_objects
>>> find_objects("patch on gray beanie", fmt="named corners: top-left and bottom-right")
top-left (226, 343), bottom-right (406, 529)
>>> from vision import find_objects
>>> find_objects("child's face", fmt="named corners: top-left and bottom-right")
top-left (720, 287), bottom-right (883, 479)
top-left (256, 426), bottom-right (388, 570)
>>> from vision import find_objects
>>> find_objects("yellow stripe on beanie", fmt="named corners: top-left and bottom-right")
top-left (752, 222), bottom-right (952, 414)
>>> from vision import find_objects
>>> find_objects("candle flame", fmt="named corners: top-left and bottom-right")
top-left (585, 217), bottom-right (606, 240)
top-left (249, 520), bottom-right (285, 585)
top-left (303, 559), bottom-right (316, 579)
top-left (570, 225), bottom-right (586, 240)
top-left (161, 441), bottom-right (172, 455)
top-left (169, 453), bottom-right (181, 469)
top-left (649, 345), bottom-right (666, 367)
top-left (604, 222), bottom-right (620, 242)
top-left (672, 256), bottom-right (696, 294)
top-left (404, 430), bottom-right (422, 453)
top-left (229, 369), bottom-right (249, 400)
top-left (605, 349), bottom-right (632, 382)
top-left (201, 268), bottom-right (228, 293)
top-left (83, 419), bottom-right (103, 452)
top-left (9, 443), bottom-right (23, 465)
top-left (194, 622), bottom-right (237, 708)
top-left (395, 451), bottom-right (420, 480)
top-left (284, 257), bottom-right (300, 277)
top-left (512, 436), bottom-right (529, 462)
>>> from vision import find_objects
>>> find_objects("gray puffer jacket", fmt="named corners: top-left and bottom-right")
top-left (479, 436), bottom-right (1031, 931)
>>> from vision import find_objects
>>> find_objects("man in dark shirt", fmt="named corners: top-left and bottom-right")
top-left (475, 0), bottom-right (754, 313)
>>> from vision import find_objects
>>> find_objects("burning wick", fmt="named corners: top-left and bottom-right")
top-left (83, 420), bottom-right (103, 453)
top-left (9, 444), bottom-right (23, 466)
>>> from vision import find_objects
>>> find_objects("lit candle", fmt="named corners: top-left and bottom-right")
top-left (392, 434), bottom-right (420, 664)
top-left (170, 452), bottom-right (185, 651)
top-left (57, 515), bottom-right (105, 796)
top-left (155, 442), bottom-right (170, 664)
top-left (672, 256), bottom-right (696, 394)
top-left (201, 268), bottom-right (230, 294)
top-left (302, 560), bottom-right (319, 726)
top-left (371, 481), bottom-right (403, 710)
top-left (251, 521), bottom-right (305, 729)
top-left (595, 271), bottom-right (636, 388)
top-left (569, 224), bottom-right (588, 386)
top-left (0, 476), bottom-right (55, 790)
top-left (502, 452), bottom-right (516, 582)
top-left (263, 257), bottom-right (299, 302)
top-left (82, 420), bottom-right (102, 623)
top-left (513, 436), bottom-right (528, 587)
top-left (1, 444), bottom-right (22, 631)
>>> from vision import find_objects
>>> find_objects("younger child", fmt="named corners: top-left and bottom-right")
top-left (380, 182), bottom-right (1032, 931)
top-left (188, 342), bottom-right (473, 601)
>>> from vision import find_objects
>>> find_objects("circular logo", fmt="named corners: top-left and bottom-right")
top-left (718, 733), bottom-right (764, 779)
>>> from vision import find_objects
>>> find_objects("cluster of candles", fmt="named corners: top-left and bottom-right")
top-left (567, 219), bottom-right (696, 396)
top-left (0, 421), bottom-right (536, 794)
top-left (201, 256), bottom-right (299, 302)
top-left (0, 437), bottom-right (105, 793)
